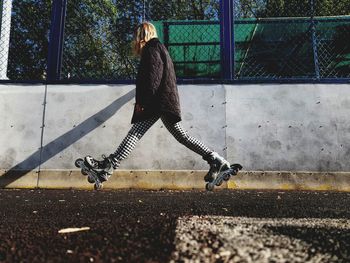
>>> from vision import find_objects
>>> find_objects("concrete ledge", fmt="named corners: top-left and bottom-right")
top-left (37, 170), bottom-right (215, 190)
top-left (230, 171), bottom-right (350, 192)
top-left (0, 169), bottom-right (39, 188)
top-left (1, 170), bottom-right (350, 191)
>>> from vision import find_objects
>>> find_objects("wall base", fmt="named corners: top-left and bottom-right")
top-left (1, 170), bottom-right (350, 191)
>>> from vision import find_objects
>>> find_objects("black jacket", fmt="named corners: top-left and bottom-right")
top-left (131, 38), bottom-right (182, 124)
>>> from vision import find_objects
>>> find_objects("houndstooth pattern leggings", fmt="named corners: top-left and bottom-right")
top-left (110, 115), bottom-right (212, 168)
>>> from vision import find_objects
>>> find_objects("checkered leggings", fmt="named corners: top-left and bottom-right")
top-left (110, 115), bottom-right (212, 168)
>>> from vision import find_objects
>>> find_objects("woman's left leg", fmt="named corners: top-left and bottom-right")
top-left (160, 115), bottom-right (212, 157)
top-left (161, 115), bottom-right (231, 182)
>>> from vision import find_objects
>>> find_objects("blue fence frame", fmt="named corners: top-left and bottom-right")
top-left (47, 0), bottom-right (67, 83)
top-left (220, 0), bottom-right (234, 80)
top-left (0, 0), bottom-right (349, 84)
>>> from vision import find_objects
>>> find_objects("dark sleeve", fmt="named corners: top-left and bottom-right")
top-left (142, 45), bottom-right (164, 96)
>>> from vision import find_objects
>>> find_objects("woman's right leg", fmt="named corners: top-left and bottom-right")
top-left (109, 116), bottom-right (159, 167)
top-left (85, 117), bottom-right (159, 176)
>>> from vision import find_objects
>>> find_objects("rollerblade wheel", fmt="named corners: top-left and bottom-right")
top-left (87, 175), bottom-right (95, 184)
top-left (231, 163), bottom-right (243, 170)
top-left (94, 183), bottom-right (103, 190)
top-left (75, 158), bottom-right (84, 168)
top-left (223, 174), bottom-right (230, 181)
top-left (215, 179), bottom-right (223, 186)
top-left (231, 164), bottom-right (243, 176)
top-left (206, 183), bottom-right (214, 191)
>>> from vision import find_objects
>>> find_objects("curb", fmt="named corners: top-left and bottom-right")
top-left (1, 170), bottom-right (350, 191)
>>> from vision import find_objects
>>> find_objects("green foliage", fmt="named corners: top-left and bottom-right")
top-left (62, 0), bottom-right (220, 80)
top-left (8, 0), bottom-right (219, 80)
top-left (62, 0), bottom-right (121, 79)
top-left (3, 0), bottom-right (349, 80)
top-left (7, 0), bottom-right (52, 80)
top-left (315, 0), bottom-right (350, 16)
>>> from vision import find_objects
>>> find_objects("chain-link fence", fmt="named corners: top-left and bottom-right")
top-left (154, 21), bottom-right (221, 79)
top-left (0, 0), bottom-right (349, 81)
top-left (0, 0), bottom-right (52, 81)
top-left (0, 0), bottom-right (11, 80)
top-left (61, 0), bottom-right (220, 80)
top-left (234, 0), bottom-right (350, 80)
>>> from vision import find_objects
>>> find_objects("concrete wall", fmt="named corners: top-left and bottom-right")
top-left (226, 84), bottom-right (350, 171)
top-left (1, 83), bottom-right (350, 176)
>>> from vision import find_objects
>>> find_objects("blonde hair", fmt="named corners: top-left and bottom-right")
top-left (133, 22), bottom-right (158, 56)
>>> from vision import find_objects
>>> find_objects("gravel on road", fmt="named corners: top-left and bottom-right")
top-left (0, 189), bottom-right (349, 262)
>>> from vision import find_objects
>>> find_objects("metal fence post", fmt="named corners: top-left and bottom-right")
top-left (47, 0), bottom-right (67, 82)
top-left (0, 0), bottom-right (13, 80)
top-left (220, 0), bottom-right (234, 80)
top-left (163, 22), bottom-right (169, 49)
top-left (310, 0), bottom-right (320, 80)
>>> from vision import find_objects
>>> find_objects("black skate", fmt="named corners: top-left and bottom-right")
top-left (203, 152), bottom-right (231, 183)
top-left (205, 163), bottom-right (243, 191)
top-left (74, 155), bottom-right (113, 190)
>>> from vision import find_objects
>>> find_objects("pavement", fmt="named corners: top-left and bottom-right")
top-left (0, 189), bottom-right (350, 262)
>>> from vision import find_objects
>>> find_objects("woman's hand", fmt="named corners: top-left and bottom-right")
top-left (134, 104), bottom-right (145, 113)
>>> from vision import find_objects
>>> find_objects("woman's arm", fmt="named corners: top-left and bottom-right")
top-left (142, 45), bottom-right (164, 96)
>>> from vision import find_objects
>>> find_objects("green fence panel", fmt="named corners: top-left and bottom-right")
top-left (154, 17), bottom-right (350, 79)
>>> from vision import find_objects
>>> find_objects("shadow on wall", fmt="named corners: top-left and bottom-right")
top-left (0, 89), bottom-right (135, 188)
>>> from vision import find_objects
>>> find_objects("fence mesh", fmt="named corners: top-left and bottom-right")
top-left (0, 0), bottom-right (52, 81)
top-left (234, 0), bottom-right (350, 80)
top-left (0, 0), bottom-right (349, 81)
top-left (61, 0), bottom-right (220, 80)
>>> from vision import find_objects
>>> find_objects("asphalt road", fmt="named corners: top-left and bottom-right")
top-left (0, 189), bottom-right (349, 262)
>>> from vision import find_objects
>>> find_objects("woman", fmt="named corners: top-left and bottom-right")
top-left (83, 22), bottom-right (238, 187)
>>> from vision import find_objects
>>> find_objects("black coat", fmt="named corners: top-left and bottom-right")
top-left (131, 38), bottom-right (182, 124)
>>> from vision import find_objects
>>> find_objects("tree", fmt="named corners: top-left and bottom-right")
top-left (8, 0), bottom-right (51, 80)
top-left (6, 0), bottom-right (221, 80)
top-left (62, 0), bottom-right (120, 79)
